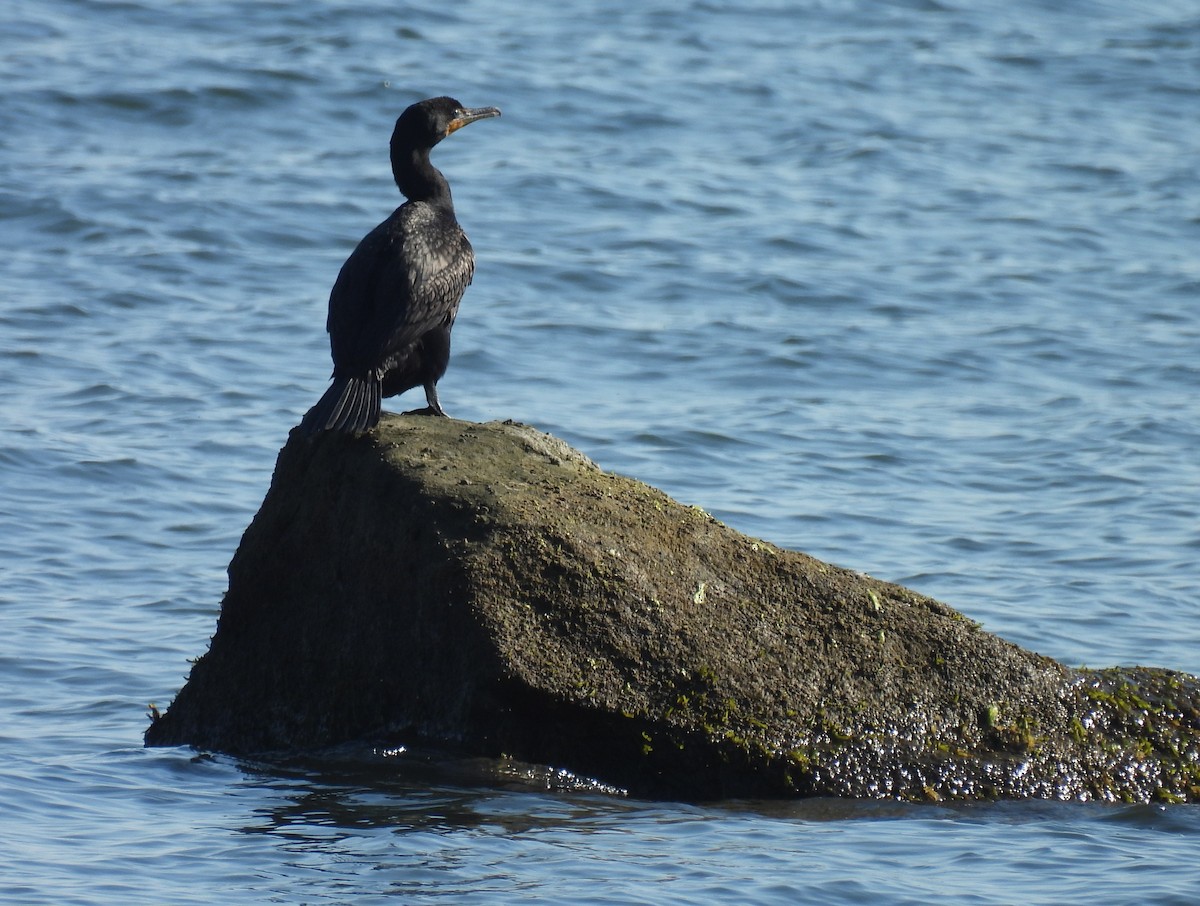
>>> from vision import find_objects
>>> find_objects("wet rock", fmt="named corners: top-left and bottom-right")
top-left (146, 416), bottom-right (1200, 802)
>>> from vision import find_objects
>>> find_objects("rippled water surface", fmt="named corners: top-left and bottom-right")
top-left (3, 0), bottom-right (1199, 902)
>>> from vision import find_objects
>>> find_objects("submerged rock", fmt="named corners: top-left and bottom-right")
top-left (146, 417), bottom-right (1200, 802)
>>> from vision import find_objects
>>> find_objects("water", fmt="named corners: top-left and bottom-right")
top-left (3, 0), bottom-right (1199, 901)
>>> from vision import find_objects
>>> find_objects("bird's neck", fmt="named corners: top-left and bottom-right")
top-left (393, 147), bottom-right (454, 211)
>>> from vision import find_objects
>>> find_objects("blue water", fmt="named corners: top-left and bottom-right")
top-left (3, 0), bottom-right (1199, 902)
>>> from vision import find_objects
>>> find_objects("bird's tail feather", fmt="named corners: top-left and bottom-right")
top-left (300, 375), bottom-right (382, 435)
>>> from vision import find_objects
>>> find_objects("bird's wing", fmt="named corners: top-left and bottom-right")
top-left (381, 204), bottom-right (475, 353)
top-left (326, 216), bottom-right (407, 376)
top-left (326, 204), bottom-right (475, 378)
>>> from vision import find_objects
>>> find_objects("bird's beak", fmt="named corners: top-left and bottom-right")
top-left (447, 106), bottom-right (502, 135)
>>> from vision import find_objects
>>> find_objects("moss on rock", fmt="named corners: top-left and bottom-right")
top-left (146, 416), bottom-right (1200, 802)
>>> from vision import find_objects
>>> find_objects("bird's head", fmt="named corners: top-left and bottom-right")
top-left (391, 96), bottom-right (502, 154)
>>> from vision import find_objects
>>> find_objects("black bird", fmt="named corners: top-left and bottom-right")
top-left (301, 96), bottom-right (501, 434)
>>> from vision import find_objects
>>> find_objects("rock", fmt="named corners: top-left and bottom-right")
top-left (145, 416), bottom-right (1200, 802)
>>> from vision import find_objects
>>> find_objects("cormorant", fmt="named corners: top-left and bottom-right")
top-left (300, 96), bottom-right (501, 434)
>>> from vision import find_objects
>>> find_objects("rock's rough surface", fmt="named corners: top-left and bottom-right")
top-left (146, 416), bottom-right (1200, 802)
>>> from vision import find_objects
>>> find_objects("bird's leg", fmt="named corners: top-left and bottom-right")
top-left (422, 380), bottom-right (449, 416)
top-left (403, 381), bottom-right (449, 417)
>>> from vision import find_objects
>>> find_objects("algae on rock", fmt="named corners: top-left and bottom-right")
top-left (146, 416), bottom-right (1200, 802)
